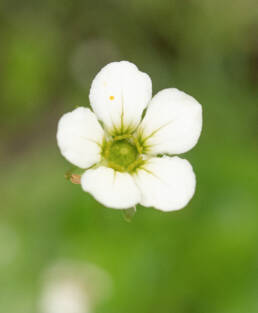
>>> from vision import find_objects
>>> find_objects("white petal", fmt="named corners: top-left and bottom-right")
top-left (57, 107), bottom-right (104, 168)
top-left (138, 88), bottom-right (202, 155)
top-left (81, 166), bottom-right (141, 209)
top-left (134, 156), bottom-right (196, 211)
top-left (89, 61), bottom-right (152, 134)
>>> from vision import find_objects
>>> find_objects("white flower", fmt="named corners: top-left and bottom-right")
top-left (39, 261), bottom-right (112, 313)
top-left (40, 278), bottom-right (88, 313)
top-left (57, 61), bottom-right (202, 212)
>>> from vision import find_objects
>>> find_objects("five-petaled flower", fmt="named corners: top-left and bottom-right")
top-left (57, 61), bottom-right (202, 212)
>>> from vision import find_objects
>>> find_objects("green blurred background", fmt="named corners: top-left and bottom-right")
top-left (1, 0), bottom-right (258, 312)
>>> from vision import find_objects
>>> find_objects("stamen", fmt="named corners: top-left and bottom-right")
top-left (113, 134), bottom-right (131, 141)
top-left (109, 96), bottom-right (115, 100)
top-left (133, 137), bottom-right (143, 154)
top-left (127, 157), bottom-right (145, 172)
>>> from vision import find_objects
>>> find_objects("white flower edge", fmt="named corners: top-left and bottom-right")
top-left (137, 88), bottom-right (202, 155)
top-left (81, 166), bottom-right (141, 209)
top-left (80, 156), bottom-right (196, 212)
top-left (133, 156), bottom-right (196, 211)
top-left (89, 61), bottom-right (152, 134)
top-left (57, 107), bottom-right (104, 169)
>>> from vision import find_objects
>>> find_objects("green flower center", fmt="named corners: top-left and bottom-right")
top-left (103, 139), bottom-right (143, 172)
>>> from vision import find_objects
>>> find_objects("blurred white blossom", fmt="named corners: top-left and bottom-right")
top-left (39, 261), bottom-right (112, 313)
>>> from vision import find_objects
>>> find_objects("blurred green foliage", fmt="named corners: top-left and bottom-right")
top-left (0, 0), bottom-right (258, 312)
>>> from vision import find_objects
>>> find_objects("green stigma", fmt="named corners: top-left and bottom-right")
top-left (103, 139), bottom-right (143, 172)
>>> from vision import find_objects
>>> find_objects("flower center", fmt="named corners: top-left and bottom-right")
top-left (104, 139), bottom-right (142, 172)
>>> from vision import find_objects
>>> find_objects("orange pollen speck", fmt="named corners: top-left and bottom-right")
top-left (109, 96), bottom-right (115, 100)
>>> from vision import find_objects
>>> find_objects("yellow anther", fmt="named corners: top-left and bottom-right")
top-left (109, 96), bottom-right (115, 100)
